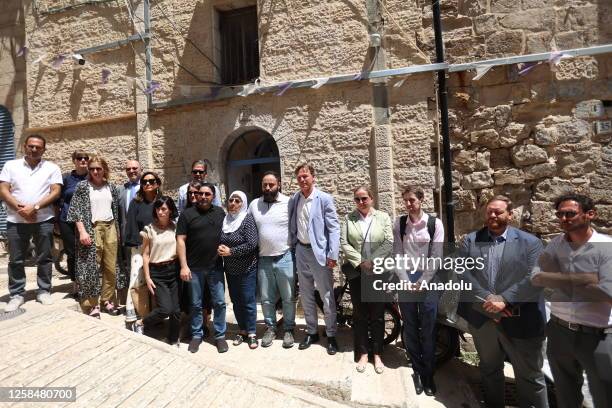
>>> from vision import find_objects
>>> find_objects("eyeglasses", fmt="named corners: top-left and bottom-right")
top-left (228, 198), bottom-right (242, 204)
top-left (188, 191), bottom-right (203, 197)
top-left (354, 197), bottom-right (369, 203)
top-left (89, 167), bottom-right (103, 172)
top-left (76, 156), bottom-right (89, 161)
top-left (125, 166), bottom-right (139, 171)
top-left (555, 211), bottom-right (579, 219)
top-left (142, 179), bottom-right (158, 186)
top-left (192, 170), bottom-right (206, 175)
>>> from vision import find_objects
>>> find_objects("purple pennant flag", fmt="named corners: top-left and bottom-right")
top-left (275, 82), bottom-right (292, 96)
top-left (518, 62), bottom-right (539, 76)
top-left (16, 46), bottom-right (28, 57)
top-left (208, 86), bottom-right (221, 98)
top-left (353, 72), bottom-right (364, 81)
top-left (143, 80), bottom-right (161, 95)
top-left (51, 54), bottom-right (66, 69)
top-left (101, 69), bottom-right (111, 84)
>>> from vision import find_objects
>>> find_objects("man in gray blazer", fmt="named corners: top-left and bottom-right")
top-left (458, 194), bottom-right (548, 408)
top-left (288, 163), bottom-right (340, 354)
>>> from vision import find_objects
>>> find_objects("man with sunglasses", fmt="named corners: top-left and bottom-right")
top-left (532, 193), bottom-right (612, 408)
top-left (118, 159), bottom-right (141, 302)
top-left (177, 182), bottom-right (227, 353)
top-left (177, 160), bottom-right (221, 213)
top-left (458, 195), bottom-right (548, 408)
top-left (0, 134), bottom-right (62, 311)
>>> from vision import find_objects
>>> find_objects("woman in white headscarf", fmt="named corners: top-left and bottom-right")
top-left (217, 191), bottom-right (259, 349)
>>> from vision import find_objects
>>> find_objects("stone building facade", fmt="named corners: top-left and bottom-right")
top-left (2, 0), bottom-right (611, 241)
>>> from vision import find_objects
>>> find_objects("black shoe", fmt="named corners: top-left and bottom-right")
top-left (423, 376), bottom-right (437, 396)
top-left (216, 338), bottom-right (229, 353)
top-left (326, 336), bottom-right (338, 355)
top-left (188, 338), bottom-right (202, 353)
top-left (298, 333), bottom-right (320, 350)
top-left (412, 373), bottom-right (424, 395)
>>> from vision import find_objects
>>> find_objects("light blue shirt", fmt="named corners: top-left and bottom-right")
top-left (487, 228), bottom-right (508, 292)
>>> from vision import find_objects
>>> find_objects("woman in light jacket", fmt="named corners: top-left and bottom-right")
top-left (340, 185), bottom-right (393, 374)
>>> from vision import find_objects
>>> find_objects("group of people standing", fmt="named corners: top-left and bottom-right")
top-left (1, 134), bottom-right (611, 408)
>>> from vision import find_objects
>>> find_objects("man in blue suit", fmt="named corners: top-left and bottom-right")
top-left (458, 195), bottom-right (548, 408)
top-left (289, 163), bottom-right (340, 354)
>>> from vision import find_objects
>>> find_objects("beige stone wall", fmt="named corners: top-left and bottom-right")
top-left (1, 0), bottom-right (27, 141)
top-left (448, 53), bottom-right (612, 238)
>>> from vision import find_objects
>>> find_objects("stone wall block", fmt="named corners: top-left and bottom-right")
top-left (377, 192), bottom-right (395, 215)
top-left (534, 177), bottom-right (578, 201)
top-left (485, 30), bottom-right (524, 56)
top-left (524, 161), bottom-right (557, 180)
top-left (473, 14), bottom-right (498, 35)
top-left (458, 0), bottom-right (486, 17)
top-left (374, 147), bottom-right (393, 170)
top-left (522, 0), bottom-right (554, 9)
top-left (453, 150), bottom-right (477, 172)
top-left (512, 144), bottom-right (548, 166)
top-left (534, 125), bottom-right (558, 146)
top-left (453, 189), bottom-right (477, 211)
top-left (530, 200), bottom-right (562, 234)
top-left (500, 123), bottom-right (529, 144)
top-left (490, 148), bottom-right (512, 169)
top-left (494, 168), bottom-right (525, 185)
top-left (462, 171), bottom-right (494, 190)
top-left (471, 129), bottom-right (500, 148)
top-left (555, 57), bottom-right (599, 81)
top-left (475, 151), bottom-right (491, 171)
top-left (490, 0), bottom-right (521, 13)
top-left (526, 32), bottom-right (553, 53)
top-left (554, 31), bottom-right (584, 49)
top-left (452, 171), bottom-right (463, 189)
top-left (374, 125), bottom-right (392, 148)
top-left (377, 169), bottom-right (394, 192)
top-left (555, 120), bottom-right (590, 144)
top-left (499, 10), bottom-right (554, 31)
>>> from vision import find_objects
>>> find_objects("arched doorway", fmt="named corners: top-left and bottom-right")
top-left (226, 130), bottom-right (280, 201)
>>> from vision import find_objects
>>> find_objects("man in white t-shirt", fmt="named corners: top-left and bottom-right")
top-left (248, 171), bottom-right (296, 348)
top-left (532, 193), bottom-right (612, 408)
top-left (0, 135), bottom-right (62, 311)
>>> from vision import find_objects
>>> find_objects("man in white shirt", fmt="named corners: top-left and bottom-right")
top-left (392, 186), bottom-right (445, 396)
top-left (249, 171), bottom-right (296, 348)
top-left (532, 193), bottom-right (612, 408)
top-left (0, 135), bottom-right (62, 311)
top-left (177, 160), bottom-right (221, 212)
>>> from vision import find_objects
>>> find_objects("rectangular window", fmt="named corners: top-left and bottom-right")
top-left (219, 6), bottom-right (260, 85)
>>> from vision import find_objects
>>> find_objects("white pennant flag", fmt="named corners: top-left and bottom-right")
top-left (311, 77), bottom-right (329, 89)
top-left (473, 64), bottom-right (494, 81)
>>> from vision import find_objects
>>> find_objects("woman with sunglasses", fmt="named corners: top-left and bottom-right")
top-left (124, 171), bottom-right (163, 326)
top-left (217, 191), bottom-right (259, 349)
top-left (67, 155), bottom-right (124, 318)
top-left (58, 151), bottom-right (90, 294)
top-left (340, 185), bottom-right (393, 373)
top-left (132, 196), bottom-right (181, 347)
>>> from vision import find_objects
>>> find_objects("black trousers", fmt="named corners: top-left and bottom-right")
top-left (58, 221), bottom-right (76, 281)
top-left (349, 276), bottom-right (385, 356)
top-left (143, 263), bottom-right (181, 343)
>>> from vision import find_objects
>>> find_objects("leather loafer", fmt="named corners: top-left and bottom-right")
top-left (423, 376), bottom-right (437, 396)
top-left (326, 336), bottom-right (338, 355)
top-left (412, 373), bottom-right (424, 395)
top-left (298, 333), bottom-right (320, 350)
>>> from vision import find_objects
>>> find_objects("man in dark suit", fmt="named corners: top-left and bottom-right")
top-left (458, 195), bottom-right (548, 408)
top-left (118, 159), bottom-right (141, 308)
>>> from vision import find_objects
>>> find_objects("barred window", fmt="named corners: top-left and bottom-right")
top-left (219, 6), bottom-right (260, 85)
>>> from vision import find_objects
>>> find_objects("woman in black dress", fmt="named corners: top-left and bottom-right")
top-left (217, 190), bottom-right (259, 349)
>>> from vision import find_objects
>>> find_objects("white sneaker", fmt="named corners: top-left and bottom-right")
top-left (36, 292), bottom-right (53, 305)
top-left (5, 295), bottom-right (25, 312)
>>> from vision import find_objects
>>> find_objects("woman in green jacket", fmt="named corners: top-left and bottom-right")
top-left (340, 186), bottom-right (393, 374)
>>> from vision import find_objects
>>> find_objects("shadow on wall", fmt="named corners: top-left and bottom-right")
top-left (0, 1), bottom-right (26, 121)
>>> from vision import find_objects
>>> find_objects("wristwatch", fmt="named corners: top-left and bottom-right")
top-left (34, 204), bottom-right (40, 211)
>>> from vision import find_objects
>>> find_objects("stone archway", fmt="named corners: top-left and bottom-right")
top-left (225, 129), bottom-right (280, 201)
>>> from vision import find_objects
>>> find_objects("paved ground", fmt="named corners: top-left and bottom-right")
top-left (0, 260), bottom-right (484, 408)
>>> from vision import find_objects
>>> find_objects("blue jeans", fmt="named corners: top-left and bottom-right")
top-left (190, 267), bottom-right (226, 339)
top-left (399, 300), bottom-right (438, 378)
top-left (226, 266), bottom-right (257, 334)
top-left (7, 220), bottom-right (54, 297)
top-left (258, 250), bottom-right (296, 331)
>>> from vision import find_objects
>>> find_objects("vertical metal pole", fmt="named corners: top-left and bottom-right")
top-left (432, 0), bottom-right (455, 243)
top-left (144, 0), bottom-right (152, 107)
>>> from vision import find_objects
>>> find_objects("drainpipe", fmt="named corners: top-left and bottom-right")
top-left (432, 0), bottom-right (455, 243)
top-left (144, 0), bottom-right (152, 107)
